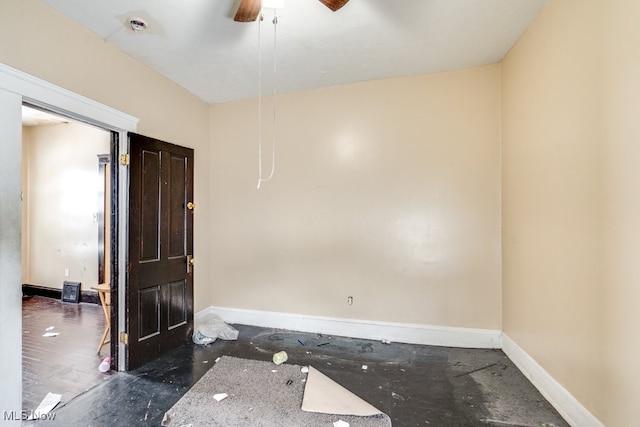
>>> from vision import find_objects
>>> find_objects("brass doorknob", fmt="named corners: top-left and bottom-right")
top-left (186, 202), bottom-right (195, 210)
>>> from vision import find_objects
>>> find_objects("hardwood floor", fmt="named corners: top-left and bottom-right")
top-left (22, 295), bottom-right (113, 411)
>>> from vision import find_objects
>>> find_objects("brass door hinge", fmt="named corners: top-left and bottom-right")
top-left (120, 331), bottom-right (129, 345)
top-left (120, 153), bottom-right (130, 166)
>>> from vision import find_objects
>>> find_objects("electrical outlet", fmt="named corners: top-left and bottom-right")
top-left (347, 296), bottom-right (353, 305)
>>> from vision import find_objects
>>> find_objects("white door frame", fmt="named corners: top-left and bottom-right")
top-left (0, 63), bottom-right (138, 377)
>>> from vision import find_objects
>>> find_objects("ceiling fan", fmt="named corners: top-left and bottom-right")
top-left (234, 0), bottom-right (350, 22)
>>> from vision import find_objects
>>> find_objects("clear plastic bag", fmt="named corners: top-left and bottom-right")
top-left (193, 312), bottom-right (239, 345)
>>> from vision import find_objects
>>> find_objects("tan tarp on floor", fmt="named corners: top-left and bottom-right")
top-left (302, 366), bottom-right (388, 417)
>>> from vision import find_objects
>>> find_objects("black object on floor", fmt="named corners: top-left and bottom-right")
top-left (35, 324), bottom-right (569, 427)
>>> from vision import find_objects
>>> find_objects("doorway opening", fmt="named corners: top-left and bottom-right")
top-left (21, 104), bottom-right (118, 410)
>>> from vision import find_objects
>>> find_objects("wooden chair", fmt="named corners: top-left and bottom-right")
top-left (91, 284), bottom-right (111, 354)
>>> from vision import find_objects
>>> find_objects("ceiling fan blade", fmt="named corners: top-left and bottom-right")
top-left (234, 0), bottom-right (261, 22)
top-left (319, 0), bottom-right (350, 12)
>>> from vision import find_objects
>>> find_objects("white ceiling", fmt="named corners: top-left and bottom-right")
top-left (22, 105), bottom-right (69, 126)
top-left (41, 0), bottom-right (547, 104)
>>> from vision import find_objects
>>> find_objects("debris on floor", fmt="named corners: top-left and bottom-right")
top-left (273, 350), bottom-right (288, 365)
top-left (213, 393), bottom-right (228, 402)
top-left (333, 420), bottom-right (349, 427)
top-left (144, 399), bottom-right (154, 421)
top-left (302, 366), bottom-right (389, 420)
top-left (42, 332), bottom-right (59, 337)
top-left (192, 312), bottom-right (238, 345)
top-left (161, 412), bottom-right (171, 425)
top-left (32, 318), bottom-right (570, 427)
top-left (99, 357), bottom-right (112, 373)
top-left (29, 392), bottom-right (61, 420)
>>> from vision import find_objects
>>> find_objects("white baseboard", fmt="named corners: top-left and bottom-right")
top-left (197, 307), bottom-right (603, 426)
top-left (502, 334), bottom-right (604, 427)
top-left (196, 306), bottom-right (502, 349)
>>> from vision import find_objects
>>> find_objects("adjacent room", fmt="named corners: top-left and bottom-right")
top-left (20, 106), bottom-right (114, 410)
top-left (1, 0), bottom-right (638, 426)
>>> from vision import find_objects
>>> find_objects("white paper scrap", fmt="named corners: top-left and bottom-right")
top-left (361, 365), bottom-right (368, 370)
top-left (333, 420), bottom-right (350, 427)
top-left (301, 366), bottom-right (309, 373)
top-left (215, 357), bottom-right (221, 363)
top-left (42, 332), bottom-right (59, 337)
top-left (45, 326), bottom-right (55, 331)
top-left (213, 393), bottom-right (228, 402)
top-left (29, 392), bottom-right (61, 420)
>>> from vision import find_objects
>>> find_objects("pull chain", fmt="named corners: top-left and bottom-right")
top-left (257, 11), bottom-right (278, 189)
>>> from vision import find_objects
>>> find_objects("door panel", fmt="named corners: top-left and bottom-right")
top-left (168, 280), bottom-right (187, 329)
top-left (127, 133), bottom-right (194, 370)
top-left (140, 149), bottom-right (161, 262)
top-left (169, 155), bottom-right (187, 258)
top-left (139, 286), bottom-right (160, 340)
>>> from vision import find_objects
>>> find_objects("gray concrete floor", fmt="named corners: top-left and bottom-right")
top-left (43, 324), bottom-right (568, 426)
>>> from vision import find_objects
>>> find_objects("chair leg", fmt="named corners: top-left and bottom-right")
top-left (97, 325), bottom-right (110, 354)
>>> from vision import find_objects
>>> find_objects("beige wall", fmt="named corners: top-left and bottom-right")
top-left (501, 0), bottom-right (604, 418)
top-left (502, 0), bottom-right (640, 424)
top-left (210, 65), bottom-right (502, 328)
top-left (0, 0), bottom-right (211, 311)
top-left (601, 0), bottom-right (640, 425)
top-left (22, 122), bottom-right (110, 291)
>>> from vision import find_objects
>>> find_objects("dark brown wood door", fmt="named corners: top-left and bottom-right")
top-left (126, 133), bottom-right (194, 370)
